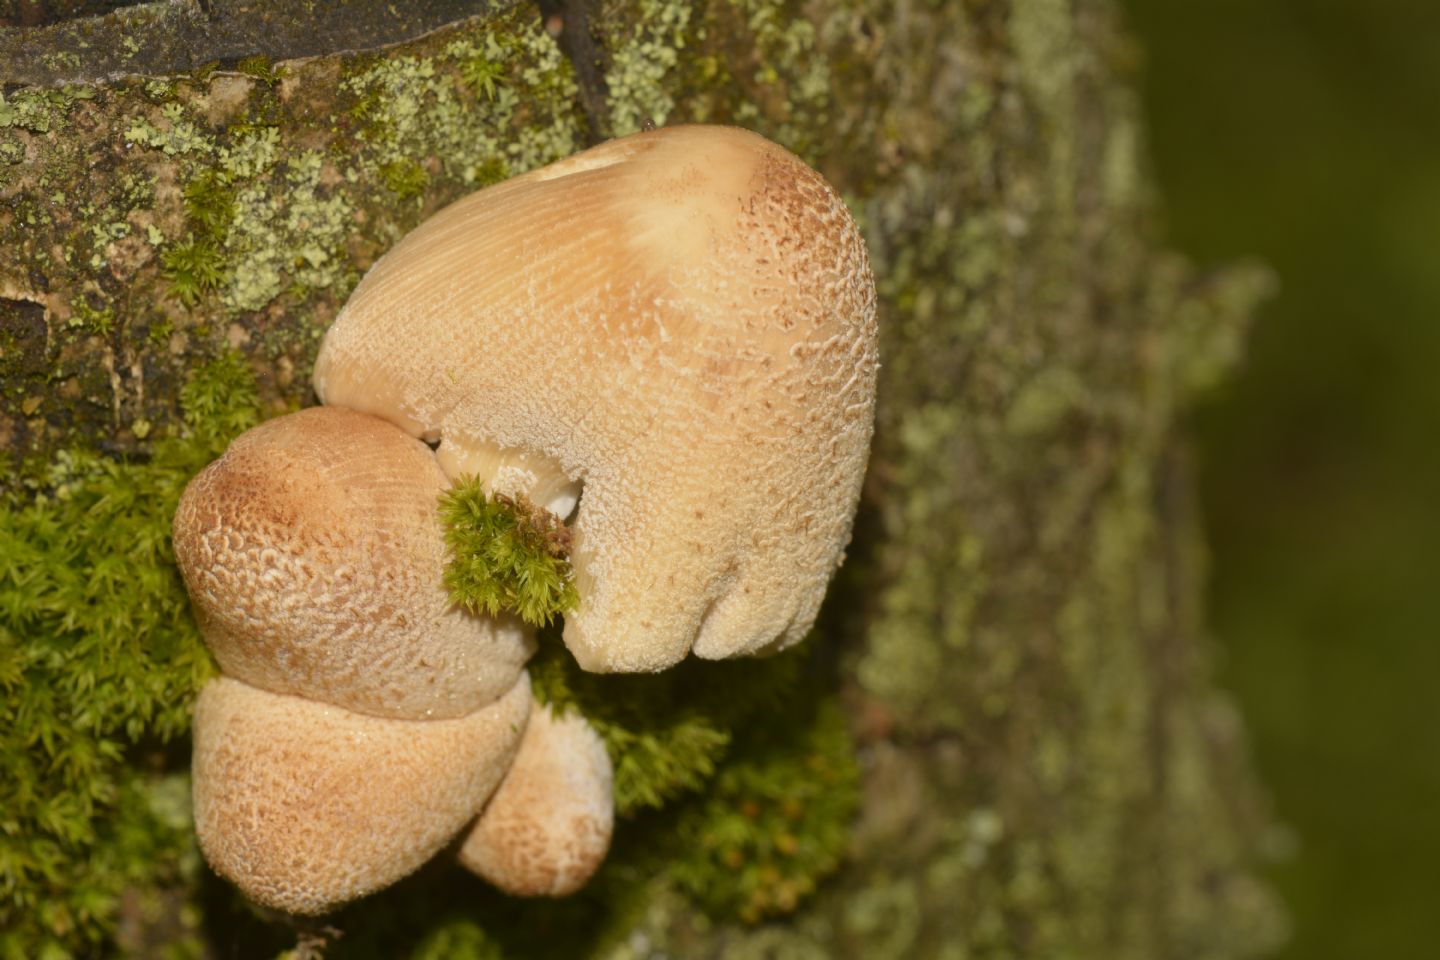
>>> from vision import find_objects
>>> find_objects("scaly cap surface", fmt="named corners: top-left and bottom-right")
top-left (315, 125), bottom-right (879, 673)
top-left (173, 406), bottom-right (531, 719)
top-left (191, 674), bottom-right (531, 915)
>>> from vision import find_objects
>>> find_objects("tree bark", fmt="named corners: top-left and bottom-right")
top-left (0, 0), bottom-right (1285, 956)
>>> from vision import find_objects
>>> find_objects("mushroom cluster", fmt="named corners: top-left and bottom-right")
top-left (173, 125), bottom-right (878, 914)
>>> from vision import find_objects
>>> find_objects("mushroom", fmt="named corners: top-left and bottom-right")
top-left (457, 703), bottom-right (614, 897)
top-left (173, 405), bottom-right (531, 720)
top-left (192, 674), bottom-right (531, 916)
top-left (174, 406), bottom-right (613, 912)
top-left (174, 406), bottom-right (547, 913)
top-left (173, 124), bottom-right (874, 913)
top-left (313, 124), bottom-right (879, 674)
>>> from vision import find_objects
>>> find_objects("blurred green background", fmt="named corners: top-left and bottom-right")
top-left (1122, 1), bottom-right (1440, 957)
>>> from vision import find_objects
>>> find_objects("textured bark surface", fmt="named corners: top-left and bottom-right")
top-left (0, 0), bottom-right (1285, 956)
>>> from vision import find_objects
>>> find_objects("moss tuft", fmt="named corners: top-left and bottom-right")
top-left (66, 297), bottom-right (115, 336)
top-left (439, 479), bottom-right (579, 628)
top-left (670, 699), bottom-right (859, 923)
top-left (180, 169), bottom-right (238, 240)
top-left (160, 238), bottom-right (227, 306)
top-left (235, 55), bottom-right (284, 87)
top-left (160, 168), bottom-right (239, 306)
top-left (411, 919), bottom-right (506, 960)
top-left (458, 56), bottom-right (507, 102)
top-left (379, 159), bottom-right (430, 201)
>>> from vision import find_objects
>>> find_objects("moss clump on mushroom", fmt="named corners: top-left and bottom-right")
top-left (440, 478), bottom-right (579, 628)
top-left (315, 126), bottom-right (878, 675)
top-left (159, 168), bottom-right (238, 306)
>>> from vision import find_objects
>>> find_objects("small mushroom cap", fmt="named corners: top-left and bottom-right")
top-left (457, 702), bottom-right (613, 896)
top-left (192, 673), bottom-right (531, 915)
top-left (173, 406), bottom-right (531, 719)
top-left (315, 124), bottom-right (878, 673)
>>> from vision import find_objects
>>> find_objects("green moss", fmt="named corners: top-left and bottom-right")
top-left (0, 353), bottom-right (260, 958)
top-left (530, 638), bottom-right (803, 817)
top-left (236, 56), bottom-right (284, 87)
top-left (66, 298), bottom-right (115, 337)
top-left (670, 699), bottom-right (859, 924)
top-left (180, 169), bottom-right (238, 240)
top-left (379, 159), bottom-right (430, 201)
top-left (457, 55), bottom-right (508, 102)
top-left (411, 920), bottom-right (506, 960)
top-left (160, 238), bottom-right (228, 306)
top-left (522, 639), bottom-right (859, 936)
top-left (440, 480), bottom-right (579, 628)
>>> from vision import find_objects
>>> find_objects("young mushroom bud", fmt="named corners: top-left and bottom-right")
top-left (315, 124), bottom-right (879, 674)
top-left (457, 702), bottom-right (614, 896)
top-left (192, 673), bottom-right (532, 916)
top-left (173, 406), bottom-right (532, 719)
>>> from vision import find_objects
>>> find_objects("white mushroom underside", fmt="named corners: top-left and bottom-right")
top-left (435, 435), bottom-right (581, 518)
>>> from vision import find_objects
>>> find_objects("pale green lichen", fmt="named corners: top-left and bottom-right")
top-left (0, 2), bottom-right (587, 470)
top-left (217, 123), bottom-right (280, 180)
top-left (844, 879), bottom-right (924, 960)
top-left (345, 22), bottom-right (581, 192)
top-left (0, 86), bottom-right (94, 132)
top-left (728, 0), bottom-right (831, 146)
top-left (604, 0), bottom-right (692, 135)
top-left (124, 103), bottom-right (216, 157)
top-left (597, 0), bottom-right (832, 152)
top-left (223, 150), bottom-right (355, 312)
top-left (855, 396), bottom-right (986, 730)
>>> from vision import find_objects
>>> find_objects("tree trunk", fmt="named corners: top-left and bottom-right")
top-left (0, 0), bottom-right (1285, 956)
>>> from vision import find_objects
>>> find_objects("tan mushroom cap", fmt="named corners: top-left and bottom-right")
top-left (314, 124), bottom-right (879, 673)
top-left (173, 406), bottom-right (531, 720)
top-left (457, 703), bottom-right (613, 896)
top-left (192, 673), bottom-right (531, 915)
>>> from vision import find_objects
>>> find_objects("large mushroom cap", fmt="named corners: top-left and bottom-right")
top-left (192, 674), bottom-right (531, 915)
top-left (315, 125), bottom-right (878, 673)
top-left (173, 406), bottom-right (531, 719)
